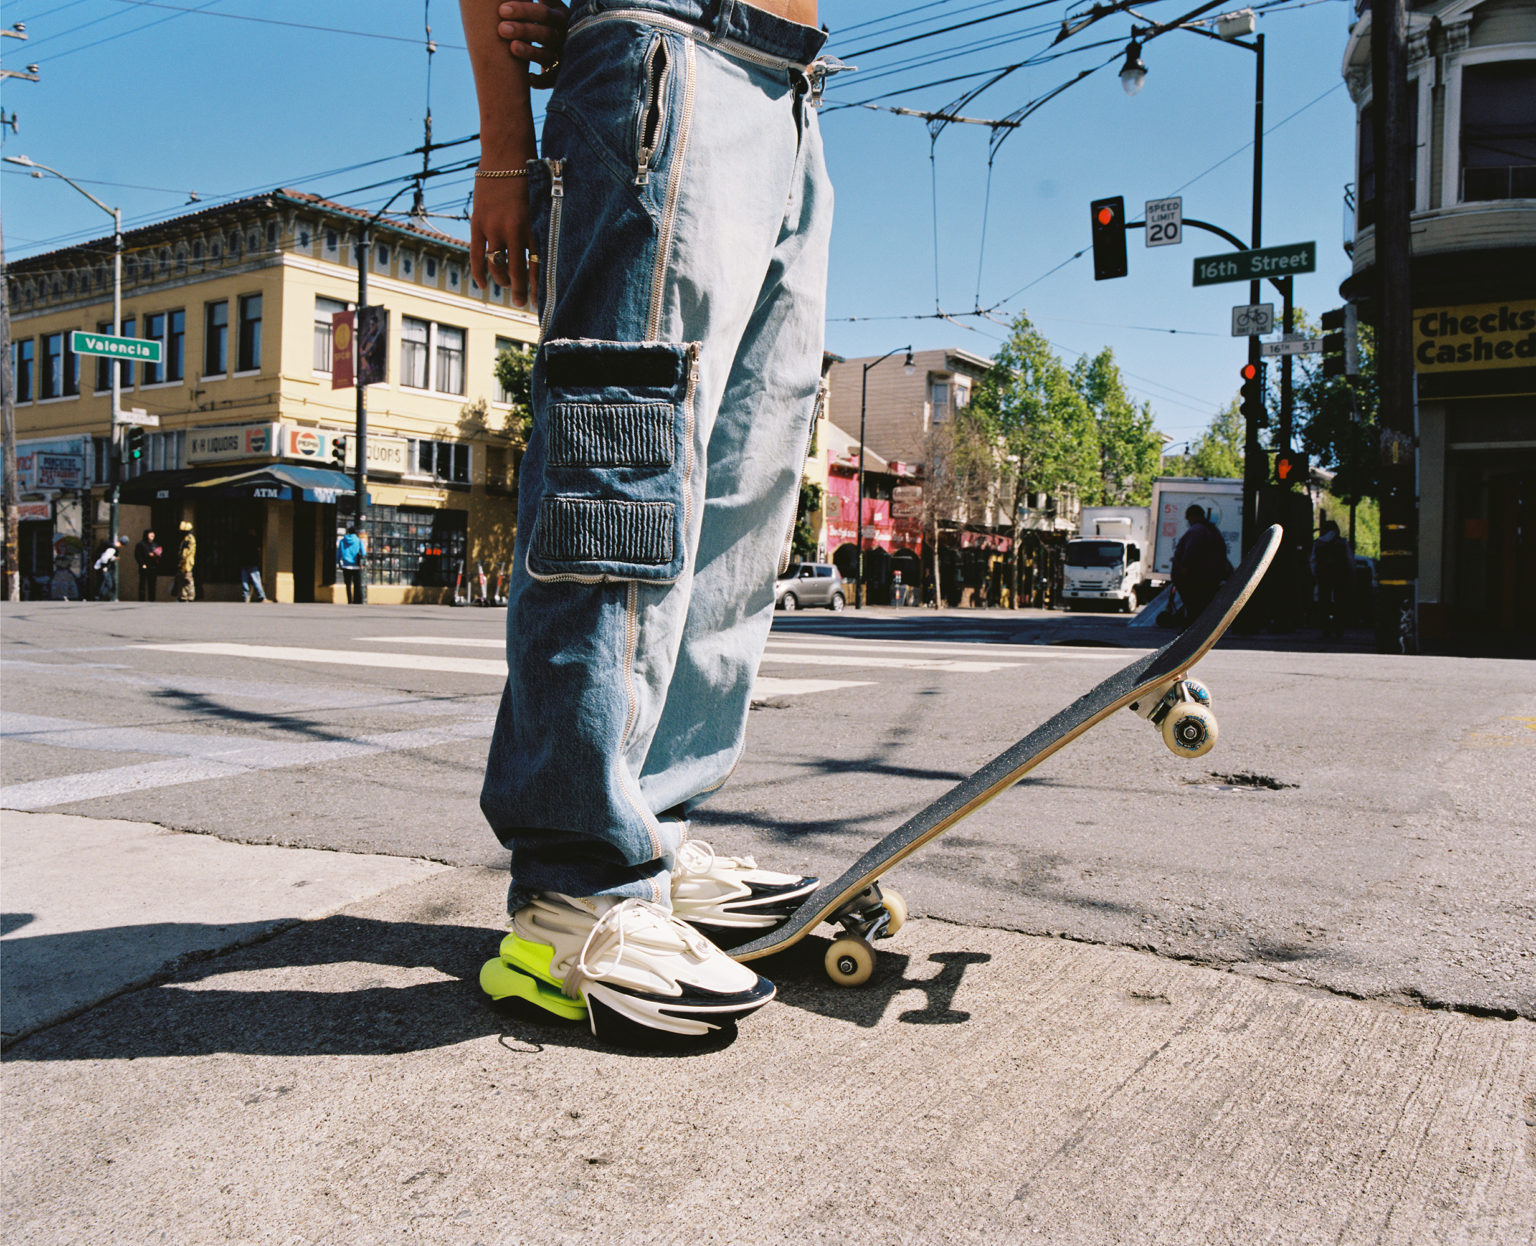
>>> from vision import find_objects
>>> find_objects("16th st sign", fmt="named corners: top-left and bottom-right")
top-left (1193, 241), bottom-right (1316, 287)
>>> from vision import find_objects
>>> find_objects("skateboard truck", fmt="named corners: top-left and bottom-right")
top-left (822, 883), bottom-right (908, 986)
top-left (1129, 675), bottom-right (1217, 758)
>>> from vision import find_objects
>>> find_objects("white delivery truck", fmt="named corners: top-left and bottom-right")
top-left (1062, 505), bottom-right (1153, 612)
top-left (1149, 477), bottom-right (1243, 583)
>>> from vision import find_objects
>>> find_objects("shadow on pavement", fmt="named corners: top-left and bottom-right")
top-left (757, 933), bottom-right (993, 1028)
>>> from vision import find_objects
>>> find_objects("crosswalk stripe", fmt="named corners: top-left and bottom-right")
top-left (132, 643), bottom-right (872, 699)
top-left (758, 651), bottom-right (1021, 673)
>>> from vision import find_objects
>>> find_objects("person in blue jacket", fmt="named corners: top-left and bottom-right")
top-left (336, 524), bottom-right (364, 605)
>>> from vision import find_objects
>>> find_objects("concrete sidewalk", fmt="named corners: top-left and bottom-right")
top-left (2, 812), bottom-right (1532, 1245)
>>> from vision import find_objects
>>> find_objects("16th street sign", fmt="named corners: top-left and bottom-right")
top-left (1193, 241), bottom-right (1316, 287)
top-left (70, 330), bottom-right (161, 364)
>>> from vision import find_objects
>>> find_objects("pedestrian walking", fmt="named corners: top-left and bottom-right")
top-left (92, 538), bottom-right (127, 600)
top-left (1311, 519), bottom-right (1352, 640)
top-left (239, 526), bottom-right (269, 602)
top-left (1171, 505), bottom-right (1232, 624)
top-left (134, 529), bottom-right (163, 601)
top-left (173, 520), bottom-right (197, 603)
top-left (464, 0), bottom-right (829, 1043)
top-left (336, 523), bottom-right (364, 604)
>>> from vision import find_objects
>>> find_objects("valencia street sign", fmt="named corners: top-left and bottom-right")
top-left (1193, 241), bottom-right (1316, 287)
top-left (71, 330), bottom-right (161, 363)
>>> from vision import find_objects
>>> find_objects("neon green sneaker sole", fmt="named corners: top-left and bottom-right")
top-left (479, 956), bottom-right (589, 1022)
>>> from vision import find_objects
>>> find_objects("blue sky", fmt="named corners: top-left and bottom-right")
top-left (2, 0), bottom-right (1360, 446)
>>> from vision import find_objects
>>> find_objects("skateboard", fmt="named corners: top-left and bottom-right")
top-left (730, 523), bottom-right (1283, 985)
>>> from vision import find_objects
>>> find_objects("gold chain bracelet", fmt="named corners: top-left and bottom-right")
top-left (476, 168), bottom-right (531, 179)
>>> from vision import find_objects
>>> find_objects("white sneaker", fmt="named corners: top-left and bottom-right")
top-left (670, 840), bottom-right (819, 948)
top-left (481, 893), bottom-right (775, 1040)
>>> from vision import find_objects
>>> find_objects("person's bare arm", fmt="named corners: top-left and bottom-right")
top-left (461, 0), bottom-right (536, 303)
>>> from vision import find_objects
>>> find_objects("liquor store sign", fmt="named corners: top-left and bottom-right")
top-left (187, 422), bottom-right (278, 464)
top-left (1413, 300), bottom-right (1536, 373)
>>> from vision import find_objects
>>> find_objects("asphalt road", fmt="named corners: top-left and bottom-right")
top-left (2, 598), bottom-right (1532, 1020)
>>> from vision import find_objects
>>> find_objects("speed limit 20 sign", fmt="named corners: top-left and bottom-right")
top-left (1144, 197), bottom-right (1182, 247)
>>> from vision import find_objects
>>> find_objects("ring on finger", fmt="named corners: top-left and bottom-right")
top-left (489, 248), bottom-right (509, 265)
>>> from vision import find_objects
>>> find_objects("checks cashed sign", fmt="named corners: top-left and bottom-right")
top-left (1413, 301), bottom-right (1536, 373)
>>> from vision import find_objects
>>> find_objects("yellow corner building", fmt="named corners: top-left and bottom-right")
top-left (6, 189), bottom-right (539, 603)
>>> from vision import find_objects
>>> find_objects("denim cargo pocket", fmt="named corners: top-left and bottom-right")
top-left (527, 338), bottom-right (697, 584)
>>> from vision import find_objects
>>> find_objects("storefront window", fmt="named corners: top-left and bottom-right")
top-left (359, 505), bottom-right (468, 587)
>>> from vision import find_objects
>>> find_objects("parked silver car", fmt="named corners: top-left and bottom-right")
top-left (775, 562), bottom-right (846, 611)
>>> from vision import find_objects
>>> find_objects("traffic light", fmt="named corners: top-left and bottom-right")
top-left (1320, 304), bottom-right (1359, 378)
top-left (125, 425), bottom-right (146, 463)
top-left (1089, 196), bottom-right (1128, 281)
top-left (1239, 362), bottom-right (1266, 423)
top-left (331, 436), bottom-right (347, 468)
top-left (1273, 449), bottom-right (1303, 485)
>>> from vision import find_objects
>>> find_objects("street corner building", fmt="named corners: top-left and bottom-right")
top-left (5, 189), bottom-right (539, 603)
top-left (1340, 0), bottom-right (1536, 648)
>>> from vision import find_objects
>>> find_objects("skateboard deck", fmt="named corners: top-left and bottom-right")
top-left (731, 523), bottom-right (1283, 981)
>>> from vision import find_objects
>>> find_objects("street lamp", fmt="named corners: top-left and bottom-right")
top-left (4, 155), bottom-right (125, 595)
top-left (1121, 11), bottom-right (1266, 553)
top-left (855, 345), bottom-right (914, 609)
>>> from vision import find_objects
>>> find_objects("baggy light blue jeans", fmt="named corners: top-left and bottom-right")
top-left (481, 0), bottom-right (833, 912)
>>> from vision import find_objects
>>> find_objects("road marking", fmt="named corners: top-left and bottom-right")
top-left (137, 642), bottom-right (507, 677)
top-left (765, 638), bottom-right (1135, 659)
top-left (0, 711), bottom-right (494, 811)
top-left (360, 636), bottom-right (504, 648)
top-left (752, 677), bottom-right (873, 697)
top-left (128, 643), bottom-right (866, 703)
top-left (758, 651), bottom-right (1022, 673)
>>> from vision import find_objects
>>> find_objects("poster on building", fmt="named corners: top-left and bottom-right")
top-left (1413, 300), bottom-right (1536, 374)
top-left (357, 306), bottom-right (389, 386)
top-left (34, 453), bottom-right (87, 490)
top-left (331, 310), bottom-right (356, 390)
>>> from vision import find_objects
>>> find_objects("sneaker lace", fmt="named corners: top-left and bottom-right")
top-left (565, 898), bottom-right (713, 1001)
top-left (674, 840), bottom-right (755, 878)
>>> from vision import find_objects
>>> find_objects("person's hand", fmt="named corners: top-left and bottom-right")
top-left (498, 0), bottom-right (568, 86)
top-left (469, 171), bottom-right (537, 308)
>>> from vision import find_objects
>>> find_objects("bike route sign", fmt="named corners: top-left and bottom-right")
top-left (1193, 241), bottom-right (1316, 286)
top-left (70, 330), bottom-right (161, 364)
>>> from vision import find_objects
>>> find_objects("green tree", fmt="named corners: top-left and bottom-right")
top-left (971, 313), bottom-right (1100, 501)
top-left (492, 342), bottom-right (536, 447)
top-left (1292, 313), bottom-right (1380, 507)
top-left (1164, 401), bottom-right (1245, 479)
top-left (1072, 347), bottom-right (1162, 504)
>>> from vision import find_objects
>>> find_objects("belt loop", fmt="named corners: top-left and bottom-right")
top-left (711, 0), bottom-right (735, 39)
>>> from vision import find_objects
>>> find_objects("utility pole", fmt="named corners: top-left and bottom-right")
top-left (1371, 0), bottom-right (1418, 653)
top-left (2, 220), bottom-right (19, 601)
top-left (1, 21), bottom-right (32, 600)
top-left (354, 226), bottom-right (370, 605)
top-left (1240, 31), bottom-right (1266, 558)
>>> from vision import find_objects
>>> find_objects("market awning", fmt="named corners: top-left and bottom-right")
top-left (183, 465), bottom-right (356, 504)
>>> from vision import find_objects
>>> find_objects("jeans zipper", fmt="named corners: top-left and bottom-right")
top-left (539, 158), bottom-right (564, 340)
top-left (646, 37), bottom-right (695, 342)
top-left (635, 35), bottom-right (669, 186)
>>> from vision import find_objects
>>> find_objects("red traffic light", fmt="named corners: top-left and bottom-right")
top-left (1096, 204), bottom-right (1116, 226)
top-left (1240, 363), bottom-right (1258, 381)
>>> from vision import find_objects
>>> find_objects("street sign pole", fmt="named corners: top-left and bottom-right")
top-left (110, 208), bottom-right (122, 598)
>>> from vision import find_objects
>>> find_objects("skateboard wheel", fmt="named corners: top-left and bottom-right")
top-left (1181, 677), bottom-right (1211, 708)
top-left (881, 887), bottom-right (908, 936)
top-left (1162, 703), bottom-right (1217, 758)
top-left (825, 936), bottom-right (876, 987)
